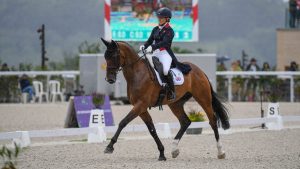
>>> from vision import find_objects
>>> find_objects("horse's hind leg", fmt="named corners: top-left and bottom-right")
top-left (168, 101), bottom-right (191, 158)
top-left (139, 111), bottom-right (166, 161)
top-left (192, 93), bottom-right (226, 159)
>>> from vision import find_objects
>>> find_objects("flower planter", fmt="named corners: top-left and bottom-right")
top-left (186, 128), bottom-right (203, 135)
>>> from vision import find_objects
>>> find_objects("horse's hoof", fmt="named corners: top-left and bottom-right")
top-left (158, 156), bottom-right (167, 161)
top-left (104, 146), bottom-right (114, 154)
top-left (222, 121), bottom-right (230, 130)
top-left (218, 153), bottom-right (226, 159)
top-left (172, 149), bottom-right (180, 158)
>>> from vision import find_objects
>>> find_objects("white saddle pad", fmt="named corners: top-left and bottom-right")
top-left (144, 53), bottom-right (184, 86)
top-left (154, 68), bottom-right (184, 86)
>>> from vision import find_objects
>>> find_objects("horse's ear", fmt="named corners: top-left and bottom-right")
top-left (101, 38), bottom-right (110, 47)
top-left (111, 40), bottom-right (118, 49)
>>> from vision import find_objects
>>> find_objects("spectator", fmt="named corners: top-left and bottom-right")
top-left (231, 61), bottom-right (244, 101)
top-left (217, 62), bottom-right (227, 97)
top-left (261, 62), bottom-right (272, 93)
top-left (246, 58), bottom-right (260, 71)
top-left (0, 63), bottom-right (10, 102)
top-left (236, 60), bottom-right (243, 70)
top-left (231, 61), bottom-right (242, 71)
top-left (217, 62), bottom-right (227, 71)
top-left (262, 62), bottom-right (271, 71)
top-left (297, 0), bottom-right (300, 27)
top-left (246, 58), bottom-right (260, 101)
top-left (1, 63), bottom-right (10, 71)
top-left (289, 61), bottom-right (298, 71)
top-left (289, 0), bottom-right (298, 28)
top-left (19, 74), bottom-right (35, 102)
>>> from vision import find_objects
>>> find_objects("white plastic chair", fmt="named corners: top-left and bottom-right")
top-left (33, 81), bottom-right (48, 103)
top-left (48, 80), bottom-right (64, 102)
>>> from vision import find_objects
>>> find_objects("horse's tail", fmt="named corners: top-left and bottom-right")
top-left (211, 87), bottom-right (230, 130)
top-left (205, 74), bottom-right (230, 130)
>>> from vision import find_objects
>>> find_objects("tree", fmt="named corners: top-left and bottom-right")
top-left (78, 41), bottom-right (101, 54)
top-left (46, 41), bottom-right (102, 71)
top-left (172, 46), bottom-right (193, 53)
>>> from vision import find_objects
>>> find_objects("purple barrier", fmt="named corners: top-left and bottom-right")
top-left (74, 95), bottom-right (114, 127)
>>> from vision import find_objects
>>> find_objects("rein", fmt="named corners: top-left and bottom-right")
top-left (112, 42), bottom-right (147, 73)
top-left (117, 51), bottom-right (145, 72)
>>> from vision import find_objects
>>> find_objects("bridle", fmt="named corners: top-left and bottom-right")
top-left (105, 48), bottom-right (121, 72)
top-left (105, 42), bottom-right (146, 75)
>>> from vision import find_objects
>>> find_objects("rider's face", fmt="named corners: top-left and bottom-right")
top-left (158, 17), bottom-right (167, 25)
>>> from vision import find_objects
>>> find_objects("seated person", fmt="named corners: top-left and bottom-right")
top-left (19, 74), bottom-right (35, 102)
top-left (289, 61), bottom-right (298, 71)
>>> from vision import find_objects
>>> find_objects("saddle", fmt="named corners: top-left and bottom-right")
top-left (151, 57), bottom-right (185, 86)
top-left (145, 55), bottom-right (185, 110)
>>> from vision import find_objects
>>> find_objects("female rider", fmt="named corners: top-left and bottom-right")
top-left (140, 7), bottom-right (191, 101)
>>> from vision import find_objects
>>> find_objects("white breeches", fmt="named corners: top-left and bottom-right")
top-left (153, 49), bottom-right (172, 75)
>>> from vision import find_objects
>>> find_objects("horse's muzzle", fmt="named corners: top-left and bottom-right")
top-left (105, 77), bottom-right (116, 84)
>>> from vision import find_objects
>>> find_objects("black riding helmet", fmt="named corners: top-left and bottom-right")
top-left (156, 7), bottom-right (172, 19)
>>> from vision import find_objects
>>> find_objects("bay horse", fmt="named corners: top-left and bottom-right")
top-left (101, 38), bottom-right (230, 161)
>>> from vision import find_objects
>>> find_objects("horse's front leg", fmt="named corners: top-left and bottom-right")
top-left (139, 111), bottom-right (166, 161)
top-left (104, 102), bottom-right (146, 154)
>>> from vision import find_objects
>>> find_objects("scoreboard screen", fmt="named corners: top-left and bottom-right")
top-left (104, 0), bottom-right (199, 42)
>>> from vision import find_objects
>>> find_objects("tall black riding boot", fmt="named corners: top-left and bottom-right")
top-left (165, 70), bottom-right (176, 101)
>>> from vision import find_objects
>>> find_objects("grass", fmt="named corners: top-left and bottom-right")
top-left (0, 143), bottom-right (21, 169)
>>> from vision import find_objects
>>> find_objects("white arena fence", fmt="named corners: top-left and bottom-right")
top-left (1, 71), bottom-right (299, 102)
top-left (0, 71), bottom-right (80, 79)
top-left (1, 116), bottom-right (300, 148)
top-left (0, 71), bottom-right (80, 102)
top-left (216, 71), bottom-right (300, 102)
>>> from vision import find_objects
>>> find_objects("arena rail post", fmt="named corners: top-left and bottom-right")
top-left (12, 131), bottom-right (31, 148)
top-left (87, 127), bottom-right (106, 143)
top-left (157, 123), bottom-right (172, 138)
top-left (88, 109), bottom-right (107, 143)
top-left (265, 103), bottom-right (283, 130)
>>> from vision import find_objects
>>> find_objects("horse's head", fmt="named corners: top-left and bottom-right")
top-left (101, 38), bottom-right (123, 84)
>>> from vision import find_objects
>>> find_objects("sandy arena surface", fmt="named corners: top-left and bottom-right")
top-left (17, 129), bottom-right (300, 169)
top-left (0, 102), bottom-right (300, 169)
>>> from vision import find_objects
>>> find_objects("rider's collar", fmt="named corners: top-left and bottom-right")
top-left (158, 22), bottom-right (169, 30)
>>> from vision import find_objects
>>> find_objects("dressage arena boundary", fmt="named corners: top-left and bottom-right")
top-left (0, 116), bottom-right (300, 147)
